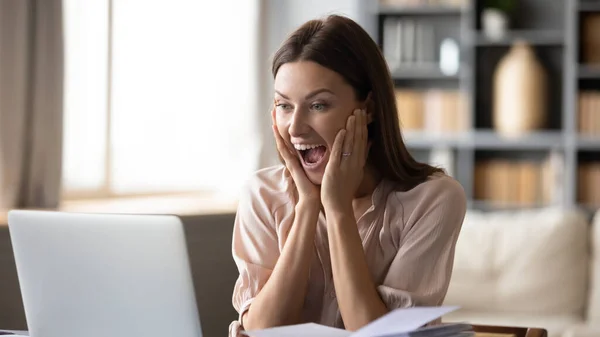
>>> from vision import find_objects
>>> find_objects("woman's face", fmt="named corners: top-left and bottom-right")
top-left (273, 61), bottom-right (363, 185)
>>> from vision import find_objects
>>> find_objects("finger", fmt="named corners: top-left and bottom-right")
top-left (354, 109), bottom-right (367, 165)
top-left (273, 124), bottom-right (294, 160)
top-left (365, 109), bottom-right (373, 158)
top-left (342, 113), bottom-right (356, 159)
top-left (359, 109), bottom-right (368, 162)
top-left (271, 106), bottom-right (276, 125)
top-left (272, 114), bottom-right (297, 156)
top-left (362, 109), bottom-right (368, 143)
top-left (366, 112), bottom-right (374, 124)
top-left (329, 129), bottom-right (346, 167)
top-left (273, 124), bottom-right (305, 176)
top-left (354, 109), bottom-right (364, 160)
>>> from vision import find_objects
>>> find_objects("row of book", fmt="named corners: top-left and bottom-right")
top-left (395, 89), bottom-right (469, 133)
top-left (474, 153), bottom-right (564, 206)
top-left (578, 91), bottom-right (600, 135)
top-left (578, 163), bottom-right (600, 207)
top-left (383, 18), bottom-right (439, 71)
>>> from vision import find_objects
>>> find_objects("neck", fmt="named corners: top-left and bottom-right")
top-left (354, 164), bottom-right (381, 199)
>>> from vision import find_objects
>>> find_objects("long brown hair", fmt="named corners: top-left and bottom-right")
top-left (272, 14), bottom-right (444, 190)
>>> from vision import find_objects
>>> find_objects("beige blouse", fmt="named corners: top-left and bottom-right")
top-left (229, 165), bottom-right (467, 336)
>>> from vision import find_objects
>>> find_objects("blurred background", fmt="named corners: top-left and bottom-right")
top-left (0, 0), bottom-right (599, 337)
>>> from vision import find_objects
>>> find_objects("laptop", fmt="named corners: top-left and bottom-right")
top-left (7, 210), bottom-right (203, 337)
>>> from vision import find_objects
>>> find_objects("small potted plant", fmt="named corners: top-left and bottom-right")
top-left (482, 0), bottom-right (517, 41)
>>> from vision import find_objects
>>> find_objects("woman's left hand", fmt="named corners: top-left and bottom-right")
top-left (321, 108), bottom-right (369, 216)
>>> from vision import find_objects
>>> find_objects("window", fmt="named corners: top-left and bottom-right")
top-left (62, 0), bottom-right (260, 199)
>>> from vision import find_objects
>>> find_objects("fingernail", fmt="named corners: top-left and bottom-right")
top-left (354, 109), bottom-right (361, 115)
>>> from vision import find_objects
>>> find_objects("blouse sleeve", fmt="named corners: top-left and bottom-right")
top-left (377, 177), bottom-right (467, 310)
top-left (229, 173), bottom-right (285, 336)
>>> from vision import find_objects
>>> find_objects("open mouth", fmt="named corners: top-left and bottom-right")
top-left (296, 145), bottom-right (327, 168)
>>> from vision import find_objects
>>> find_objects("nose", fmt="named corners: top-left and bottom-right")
top-left (288, 108), bottom-right (310, 137)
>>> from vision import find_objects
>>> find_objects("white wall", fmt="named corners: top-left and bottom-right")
top-left (279, 0), bottom-right (377, 41)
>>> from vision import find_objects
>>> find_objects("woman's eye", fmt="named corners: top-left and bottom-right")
top-left (276, 103), bottom-right (292, 111)
top-left (311, 103), bottom-right (327, 111)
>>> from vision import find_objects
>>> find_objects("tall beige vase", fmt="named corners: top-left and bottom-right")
top-left (493, 41), bottom-right (547, 136)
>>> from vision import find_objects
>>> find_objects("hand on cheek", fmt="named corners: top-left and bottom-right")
top-left (271, 108), bottom-right (320, 204)
top-left (321, 108), bottom-right (369, 216)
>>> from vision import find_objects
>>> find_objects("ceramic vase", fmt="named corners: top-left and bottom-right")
top-left (482, 8), bottom-right (508, 41)
top-left (493, 41), bottom-right (547, 136)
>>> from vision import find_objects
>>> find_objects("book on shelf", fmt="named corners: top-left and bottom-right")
top-left (582, 14), bottom-right (600, 65)
top-left (244, 306), bottom-right (474, 337)
top-left (578, 91), bottom-right (600, 135)
top-left (474, 152), bottom-right (564, 207)
top-left (578, 162), bottom-right (600, 207)
top-left (395, 89), bottom-right (469, 134)
top-left (382, 18), bottom-right (439, 72)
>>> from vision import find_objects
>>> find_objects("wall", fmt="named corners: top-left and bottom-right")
top-left (0, 213), bottom-right (238, 337)
top-left (269, 0), bottom-right (377, 45)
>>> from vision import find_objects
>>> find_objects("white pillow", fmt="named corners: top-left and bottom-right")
top-left (444, 207), bottom-right (589, 316)
top-left (586, 210), bottom-right (600, 322)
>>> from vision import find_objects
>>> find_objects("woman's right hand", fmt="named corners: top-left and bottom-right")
top-left (271, 108), bottom-right (320, 205)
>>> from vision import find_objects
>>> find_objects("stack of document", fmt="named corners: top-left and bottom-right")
top-left (243, 306), bottom-right (473, 337)
top-left (0, 330), bottom-right (27, 336)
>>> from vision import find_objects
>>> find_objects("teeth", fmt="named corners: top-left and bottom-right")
top-left (293, 144), bottom-right (324, 151)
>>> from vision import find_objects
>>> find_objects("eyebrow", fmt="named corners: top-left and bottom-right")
top-left (275, 88), bottom-right (336, 100)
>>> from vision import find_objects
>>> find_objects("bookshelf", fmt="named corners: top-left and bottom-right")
top-left (377, 0), bottom-right (600, 212)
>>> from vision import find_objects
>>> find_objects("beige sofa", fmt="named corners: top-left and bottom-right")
top-left (442, 207), bottom-right (600, 337)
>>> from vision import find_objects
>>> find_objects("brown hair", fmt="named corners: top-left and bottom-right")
top-left (272, 14), bottom-right (444, 190)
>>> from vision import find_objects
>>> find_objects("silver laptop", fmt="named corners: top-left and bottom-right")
top-left (8, 210), bottom-right (203, 337)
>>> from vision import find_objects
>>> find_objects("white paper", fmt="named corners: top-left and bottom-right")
top-left (243, 323), bottom-right (350, 337)
top-left (0, 331), bottom-right (28, 336)
top-left (350, 306), bottom-right (459, 337)
top-left (243, 306), bottom-right (459, 337)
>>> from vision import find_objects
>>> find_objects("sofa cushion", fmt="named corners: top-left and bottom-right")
top-left (443, 207), bottom-right (589, 316)
top-left (586, 210), bottom-right (600, 322)
top-left (562, 323), bottom-right (600, 337)
top-left (442, 309), bottom-right (583, 337)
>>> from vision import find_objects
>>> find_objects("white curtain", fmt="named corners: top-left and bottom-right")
top-left (0, 0), bottom-right (64, 210)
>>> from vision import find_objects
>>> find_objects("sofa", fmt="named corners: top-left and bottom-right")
top-left (442, 207), bottom-right (600, 337)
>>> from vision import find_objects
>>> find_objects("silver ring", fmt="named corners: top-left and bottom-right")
top-left (342, 152), bottom-right (351, 157)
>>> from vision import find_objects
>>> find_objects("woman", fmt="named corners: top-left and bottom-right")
top-left (229, 14), bottom-right (466, 336)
